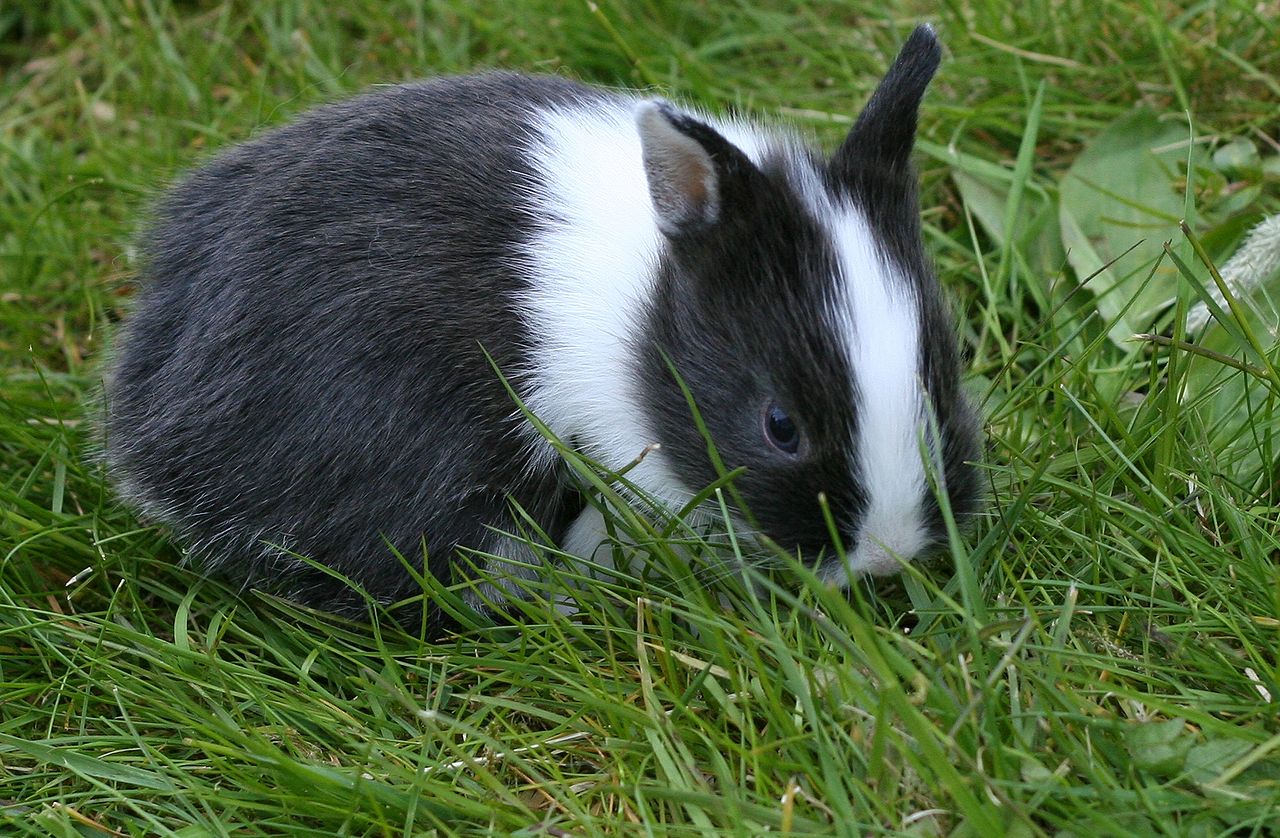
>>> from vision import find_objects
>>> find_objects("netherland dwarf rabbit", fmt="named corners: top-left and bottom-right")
top-left (102, 24), bottom-right (981, 631)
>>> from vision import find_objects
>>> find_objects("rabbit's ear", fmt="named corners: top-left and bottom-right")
top-left (831, 24), bottom-right (940, 181)
top-left (636, 101), bottom-right (759, 238)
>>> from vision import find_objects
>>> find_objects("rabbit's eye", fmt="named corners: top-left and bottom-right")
top-left (763, 403), bottom-right (800, 455)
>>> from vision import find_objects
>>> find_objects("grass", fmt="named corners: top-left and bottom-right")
top-left (2, 0), bottom-right (1279, 835)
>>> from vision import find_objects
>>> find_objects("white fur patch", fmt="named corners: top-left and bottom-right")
top-left (798, 177), bottom-right (930, 582)
top-left (516, 98), bottom-right (771, 535)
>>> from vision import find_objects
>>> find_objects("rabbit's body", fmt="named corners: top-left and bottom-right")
top-left (103, 27), bottom-right (981, 630)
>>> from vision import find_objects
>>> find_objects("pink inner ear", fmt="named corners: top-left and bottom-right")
top-left (673, 154), bottom-right (711, 209)
top-left (636, 102), bottom-right (722, 233)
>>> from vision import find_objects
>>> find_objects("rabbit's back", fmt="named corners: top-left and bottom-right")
top-left (104, 74), bottom-right (596, 620)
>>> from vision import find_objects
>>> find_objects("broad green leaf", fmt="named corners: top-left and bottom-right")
top-left (953, 169), bottom-right (1007, 246)
top-left (1126, 718), bottom-right (1193, 776)
top-left (1212, 137), bottom-right (1260, 177)
top-left (1058, 110), bottom-right (1194, 344)
top-left (1185, 737), bottom-right (1253, 786)
top-left (954, 168), bottom-right (1065, 284)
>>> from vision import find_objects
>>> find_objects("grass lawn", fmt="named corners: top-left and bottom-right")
top-left (3, 1), bottom-right (1279, 835)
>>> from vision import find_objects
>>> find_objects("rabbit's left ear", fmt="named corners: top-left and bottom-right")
top-left (832, 24), bottom-right (940, 178)
top-left (636, 101), bottom-right (759, 238)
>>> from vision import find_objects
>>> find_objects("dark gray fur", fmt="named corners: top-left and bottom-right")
top-left (104, 75), bottom-right (597, 632)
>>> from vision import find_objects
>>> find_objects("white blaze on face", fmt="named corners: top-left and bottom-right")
top-left (826, 204), bottom-right (930, 580)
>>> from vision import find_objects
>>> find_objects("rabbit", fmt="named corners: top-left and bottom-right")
top-left (101, 24), bottom-right (981, 634)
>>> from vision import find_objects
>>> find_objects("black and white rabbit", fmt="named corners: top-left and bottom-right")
top-left (102, 24), bottom-right (981, 631)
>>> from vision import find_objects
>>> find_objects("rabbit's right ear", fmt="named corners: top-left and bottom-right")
top-left (832, 24), bottom-right (940, 180)
top-left (636, 101), bottom-right (757, 238)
